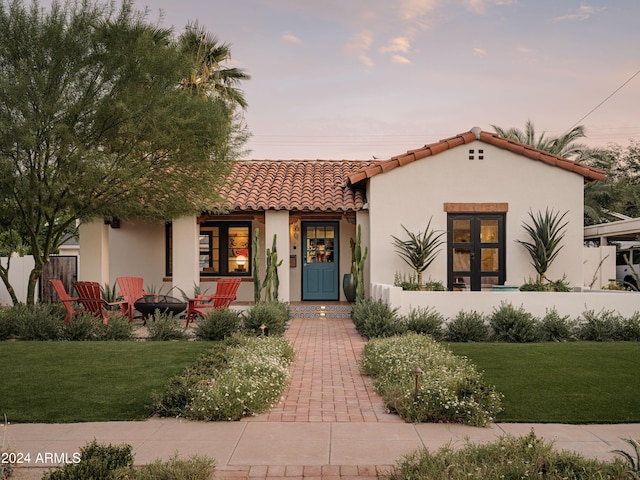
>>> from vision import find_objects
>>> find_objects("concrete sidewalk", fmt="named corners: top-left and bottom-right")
top-left (6, 419), bottom-right (640, 479)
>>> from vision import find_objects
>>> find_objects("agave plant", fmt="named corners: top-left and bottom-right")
top-left (516, 208), bottom-right (568, 284)
top-left (391, 218), bottom-right (445, 286)
top-left (612, 438), bottom-right (640, 479)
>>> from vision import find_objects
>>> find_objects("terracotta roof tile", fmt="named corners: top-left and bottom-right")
top-left (217, 160), bottom-right (374, 212)
top-left (347, 128), bottom-right (605, 185)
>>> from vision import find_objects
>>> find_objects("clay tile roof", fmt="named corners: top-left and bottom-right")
top-left (347, 128), bottom-right (606, 185)
top-left (218, 160), bottom-right (375, 212)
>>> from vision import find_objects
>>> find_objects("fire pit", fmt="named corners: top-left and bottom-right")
top-left (133, 295), bottom-right (187, 318)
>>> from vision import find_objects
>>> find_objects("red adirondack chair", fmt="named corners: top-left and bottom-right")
top-left (50, 279), bottom-right (82, 324)
top-left (116, 276), bottom-right (146, 321)
top-left (185, 277), bottom-right (242, 327)
top-left (73, 281), bottom-right (125, 324)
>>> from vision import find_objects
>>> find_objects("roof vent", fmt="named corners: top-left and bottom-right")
top-left (471, 126), bottom-right (482, 139)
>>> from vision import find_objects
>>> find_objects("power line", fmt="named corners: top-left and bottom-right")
top-left (565, 69), bottom-right (640, 134)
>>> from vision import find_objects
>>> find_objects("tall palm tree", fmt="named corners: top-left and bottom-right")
top-left (491, 120), bottom-right (595, 160)
top-left (178, 21), bottom-right (250, 109)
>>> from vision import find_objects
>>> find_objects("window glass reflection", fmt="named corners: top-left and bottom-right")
top-left (480, 220), bottom-right (499, 243)
top-left (453, 220), bottom-right (471, 243)
top-left (481, 248), bottom-right (499, 272)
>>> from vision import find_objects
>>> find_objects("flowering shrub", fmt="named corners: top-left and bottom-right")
top-left (154, 335), bottom-right (294, 421)
top-left (361, 333), bottom-right (502, 426)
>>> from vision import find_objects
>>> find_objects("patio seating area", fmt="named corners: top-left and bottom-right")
top-left (50, 276), bottom-right (241, 326)
top-left (185, 277), bottom-right (242, 327)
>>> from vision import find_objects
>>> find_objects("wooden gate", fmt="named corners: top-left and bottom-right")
top-left (40, 256), bottom-right (78, 302)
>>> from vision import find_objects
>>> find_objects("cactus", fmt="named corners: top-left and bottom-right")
top-left (252, 228), bottom-right (262, 304)
top-left (272, 236), bottom-right (281, 301)
top-left (351, 224), bottom-right (368, 301)
top-left (263, 234), bottom-right (283, 303)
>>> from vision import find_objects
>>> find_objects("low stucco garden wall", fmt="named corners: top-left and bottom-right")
top-left (372, 283), bottom-right (640, 319)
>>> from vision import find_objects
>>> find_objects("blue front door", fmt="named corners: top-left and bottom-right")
top-left (302, 222), bottom-right (339, 300)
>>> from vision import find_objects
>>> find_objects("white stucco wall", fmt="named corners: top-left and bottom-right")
top-left (373, 283), bottom-right (640, 319)
top-left (583, 245), bottom-right (617, 289)
top-left (108, 220), bottom-right (167, 289)
top-left (265, 211), bottom-right (290, 302)
top-left (79, 221), bottom-right (110, 284)
top-left (368, 141), bottom-right (585, 288)
top-left (80, 219), bottom-right (167, 291)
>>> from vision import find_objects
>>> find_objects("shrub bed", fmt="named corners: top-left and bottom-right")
top-left (153, 334), bottom-right (294, 421)
top-left (0, 304), bottom-right (134, 341)
top-left (146, 311), bottom-right (188, 341)
top-left (489, 301), bottom-right (539, 342)
top-left (242, 301), bottom-right (289, 336)
top-left (42, 439), bottom-right (215, 480)
top-left (351, 298), bottom-right (400, 338)
top-left (361, 333), bottom-right (502, 426)
top-left (386, 431), bottom-right (628, 480)
top-left (445, 310), bottom-right (489, 342)
top-left (354, 298), bottom-right (640, 343)
top-left (194, 308), bottom-right (241, 340)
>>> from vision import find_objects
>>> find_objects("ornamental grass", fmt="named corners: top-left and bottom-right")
top-left (386, 431), bottom-right (628, 480)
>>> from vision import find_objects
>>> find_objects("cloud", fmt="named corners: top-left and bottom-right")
top-left (465, 0), bottom-right (517, 14)
top-left (473, 47), bottom-right (487, 57)
top-left (379, 37), bottom-right (413, 64)
top-left (399, 0), bottom-right (438, 20)
top-left (553, 5), bottom-right (605, 22)
top-left (391, 54), bottom-right (412, 64)
top-left (359, 55), bottom-right (375, 68)
top-left (342, 31), bottom-right (375, 67)
top-left (281, 33), bottom-right (303, 44)
top-left (516, 46), bottom-right (535, 54)
top-left (380, 37), bottom-right (411, 54)
top-left (465, 0), bottom-right (486, 14)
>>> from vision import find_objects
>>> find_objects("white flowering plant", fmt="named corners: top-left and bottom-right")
top-left (154, 335), bottom-right (294, 421)
top-left (361, 333), bottom-right (502, 426)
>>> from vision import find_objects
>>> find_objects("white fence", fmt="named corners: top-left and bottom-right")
top-left (371, 283), bottom-right (640, 319)
top-left (0, 256), bottom-right (36, 305)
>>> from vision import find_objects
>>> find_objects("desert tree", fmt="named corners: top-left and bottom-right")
top-left (0, 0), bottom-right (248, 303)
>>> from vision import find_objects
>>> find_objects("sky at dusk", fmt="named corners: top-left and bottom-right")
top-left (81, 1), bottom-right (640, 159)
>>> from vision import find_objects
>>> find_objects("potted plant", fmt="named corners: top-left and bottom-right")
top-left (391, 218), bottom-right (445, 289)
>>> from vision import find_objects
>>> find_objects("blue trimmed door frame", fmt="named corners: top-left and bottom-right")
top-left (302, 221), bottom-right (339, 300)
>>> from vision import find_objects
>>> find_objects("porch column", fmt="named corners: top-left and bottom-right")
top-left (79, 220), bottom-right (110, 284)
top-left (172, 216), bottom-right (199, 297)
top-left (265, 210), bottom-right (290, 303)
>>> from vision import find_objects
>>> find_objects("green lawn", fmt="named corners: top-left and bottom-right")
top-left (447, 342), bottom-right (640, 423)
top-left (3, 341), bottom-right (639, 424)
top-left (0, 342), bottom-right (214, 423)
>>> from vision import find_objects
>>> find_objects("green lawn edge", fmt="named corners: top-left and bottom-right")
top-left (447, 342), bottom-right (640, 423)
top-left (0, 341), bottom-right (215, 423)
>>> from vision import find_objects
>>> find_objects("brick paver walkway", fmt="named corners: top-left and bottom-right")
top-left (244, 317), bottom-right (402, 423)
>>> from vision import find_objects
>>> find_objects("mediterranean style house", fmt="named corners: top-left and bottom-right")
top-left (78, 127), bottom-right (606, 303)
